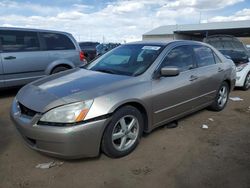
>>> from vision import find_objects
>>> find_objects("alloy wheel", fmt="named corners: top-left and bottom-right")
top-left (112, 115), bottom-right (139, 151)
top-left (218, 86), bottom-right (228, 108)
top-left (245, 73), bottom-right (250, 89)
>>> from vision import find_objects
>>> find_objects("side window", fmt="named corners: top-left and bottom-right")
top-left (214, 53), bottom-right (222, 64)
top-left (193, 46), bottom-right (216, 67)
top-left (41, 33), bottom-right (75, 50)
top-left (0, 30), bottom-right (40, 52)
top-left (162, 45), bottom-right (194, 72)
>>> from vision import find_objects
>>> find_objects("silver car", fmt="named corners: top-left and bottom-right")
top-left (10, 41), bottom-right (236, 159)
top-left (0, 27), bottom-right (86, 89)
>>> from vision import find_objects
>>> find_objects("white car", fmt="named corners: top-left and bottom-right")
top-left (236, 62), bottom-right (250, 90)
top-left (204, 35), bottom-right (250, 90)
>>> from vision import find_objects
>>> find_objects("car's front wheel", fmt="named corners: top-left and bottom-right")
top-left (101, 106), bottom-right (143, 158)
top-left (209, 82), bottom-right (229, 111)
top-left (242, 72), bottom-right (250, 91)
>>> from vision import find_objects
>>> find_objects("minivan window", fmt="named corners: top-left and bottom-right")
top-left (162, 46), bottom-right (194, 72)
top-left (193, 46), bottom-right (216, 67)
top-left (41, 33), bottom-right (75, 50)
top-left (0, 30), bottom-right (40, 52)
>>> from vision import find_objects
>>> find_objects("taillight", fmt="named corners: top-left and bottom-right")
top-left (80, 51), bottom-right (85, 61)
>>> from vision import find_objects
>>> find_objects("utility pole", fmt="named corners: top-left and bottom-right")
top-left (199, 12), bottom-right (202, 24)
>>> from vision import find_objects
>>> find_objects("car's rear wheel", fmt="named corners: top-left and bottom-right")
top-left (242, 72), bottom-right (250, 91)
top-left (51, 66), bottom-right (70, 74)
top-left (209, 82), bottom-right (229, 111)
top-left (101, 106), bottom-right (143, 158)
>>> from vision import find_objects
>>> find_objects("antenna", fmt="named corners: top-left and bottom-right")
top-left (199, 12), bottom-right (202, 24)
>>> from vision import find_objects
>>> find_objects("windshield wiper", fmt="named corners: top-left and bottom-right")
top-left (94, 68), bottom-right (117, 74)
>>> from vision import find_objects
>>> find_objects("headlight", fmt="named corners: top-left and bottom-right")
top-left (40, 100), bottom-right (93, 123)
top-left (236, 64), bottom-right (248, 72)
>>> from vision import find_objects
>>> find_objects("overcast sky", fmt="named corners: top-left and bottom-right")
top-left (0, 0), bottom-right (250, 42)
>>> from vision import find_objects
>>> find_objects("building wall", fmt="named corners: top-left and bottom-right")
top-left (143, 34), bottom-right (174, 41)
top-left (143, 34), bottom-right (250, 45)
top-left (174, 33), bottom-right (203, 41)
top-left (143, 33), bottom-right (203, 41)
top-left (238, 37), bottom-right (250, 45)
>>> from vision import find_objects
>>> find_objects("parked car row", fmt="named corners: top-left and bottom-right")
top-left (204, 35), bottom-right (250, 90)
top-left (96, 43), bottom-right (121, 56)
top-left (79, 42), bottom-right (121, 63)
top-left (78, 41), bottom-right (99, 62)
top-left (0, 27), bottom-right (86, 89)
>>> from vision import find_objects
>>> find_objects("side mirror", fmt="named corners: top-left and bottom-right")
top-left (160, 66), bottom-right (180, 77)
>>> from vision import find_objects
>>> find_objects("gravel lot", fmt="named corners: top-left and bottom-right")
top-left (0, 88), bottom-right (249, 188)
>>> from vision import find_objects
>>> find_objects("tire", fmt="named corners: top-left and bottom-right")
top-left (51, 66), bottom-right (69, 74)
top-left (101, 106), bottom-right (143, 158)
top-left (242, 72), bottom-right (250, 91)
top-left (85, 57), bottom-right (90, 63)
top-left (209, 81), bottom-right (229, 111)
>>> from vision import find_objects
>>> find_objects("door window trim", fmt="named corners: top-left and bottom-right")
top-left (154, 44), bottom-right (197, 76)
top-left (192, 45), bottom-right (218, 68)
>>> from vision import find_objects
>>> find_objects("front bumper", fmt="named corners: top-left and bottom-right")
top-left (236, 71), bottom-right (247, 87)
top-left (235, 63), bottom-right (250, 87)
top-left (10, 100), bottom-right (109, 159)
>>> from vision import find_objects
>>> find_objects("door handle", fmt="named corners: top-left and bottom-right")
top-left (4, 56), bottom-right (16, 60)
top-left (218, 67), bottom-right (224, 72)
top-left (189, 75), bottom-right (198, 81)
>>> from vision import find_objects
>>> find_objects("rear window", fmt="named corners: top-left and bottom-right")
top-left (41, 32), bottom-right (75, 51)
top-left (79, 42), bottom-right (99, 47)
top-left (193, 46), bottom-right (216, 67)
top-left (206, 37), bottom-right (246, 51)
top-left (0, 30), bottom-right (40, 52)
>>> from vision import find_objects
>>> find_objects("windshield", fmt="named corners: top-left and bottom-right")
top-left (206, 37), bottom-right (246, 51)
top-left (85, 44), bottom-right (164, 76)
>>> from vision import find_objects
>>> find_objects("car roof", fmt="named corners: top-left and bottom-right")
top-left (0, 27), bottom-right (71, 35)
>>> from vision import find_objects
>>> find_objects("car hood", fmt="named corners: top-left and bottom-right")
top-left (16, 68), bottom-right (132, 113)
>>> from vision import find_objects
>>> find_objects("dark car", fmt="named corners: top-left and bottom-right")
top-left (96, 43), bottom-right (120, 56)
top-left (204, 35), bottom-right (250, 89)
top-left (79, 42), bottom-right (100, 62)
top-left (204, 35), bottom-right (249, 64)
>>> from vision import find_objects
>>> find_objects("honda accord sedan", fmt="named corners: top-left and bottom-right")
top-left (11, 41), bottom-right (236, 159)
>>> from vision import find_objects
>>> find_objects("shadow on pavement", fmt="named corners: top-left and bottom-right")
top-left (0, 87), bottom-right (21, 99)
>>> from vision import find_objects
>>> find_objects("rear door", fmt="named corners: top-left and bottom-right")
top-left (0, 30), bottom-right (49, 87)
top-left (40, 32), bottom-right (81, 67)
top-left (192, 45), bottom-right (225, 104)
top-left (152, 45), bottom-right (201, 126)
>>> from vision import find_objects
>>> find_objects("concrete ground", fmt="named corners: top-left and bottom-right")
top-left (0, 88), bottom-right (249, 188)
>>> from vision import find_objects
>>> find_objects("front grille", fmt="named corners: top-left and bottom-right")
top-left (19, 103), bottom-right (37, 117)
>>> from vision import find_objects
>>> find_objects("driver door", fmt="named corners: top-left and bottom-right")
top-left (152, 45), bottom-right (201, 127)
